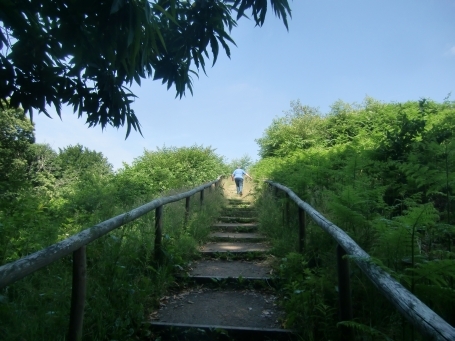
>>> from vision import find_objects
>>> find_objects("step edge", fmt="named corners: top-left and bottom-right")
top-left (209, 238), bottom-right (268, 243)
top-left (184, 275), bottom-right (272, 280)
top-left (199, 250), bottom-right (270, 255)
top-left (212, 223), bottom-right (258, 226)
top-left (149, 321), bottom-right (294, 334)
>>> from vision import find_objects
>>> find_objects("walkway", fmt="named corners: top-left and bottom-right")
top-left (149, 179), bottom-right (294, 340)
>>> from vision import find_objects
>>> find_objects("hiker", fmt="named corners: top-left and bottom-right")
top-left (231, 166), bottom-right (252, 196)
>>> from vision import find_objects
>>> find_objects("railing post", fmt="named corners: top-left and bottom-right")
top-left (68, 246), bottom-right (86, 341)
top-left (155, 206), bottom-right (163, 264)
top-left (184, 196), bottom-right (190, 227)
top-left (200, 189), bottom-right (204, 206)
top-left (337, 244), bottom-right (354, 341)
top-left (298, 207), bottom-right (306, 253)
top-left (285, 194), bottom-right (290, 227)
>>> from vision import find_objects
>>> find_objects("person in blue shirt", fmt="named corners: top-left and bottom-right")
top-left (231, 166), bottom-right (252, 196)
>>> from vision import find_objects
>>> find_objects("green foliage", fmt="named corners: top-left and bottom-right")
top-left (256, 100), bottom-right (323, 158)
top-left (115, 145), bottom-right (227, 202)
top-left (252, 97), bottom-right (455, 339)
top-left (57, 144), bottom-right (113, 178)
top-left (277, 252), bottom-right (337, 340)
top-left (0, 0), bottom-right (291, 135)
top-left (378, 110), bottom-right (425, 161)
top-left (28, 143), bottom-right (59, 190)
top-left (255, 188), bottom-right (298, 256)
top-left (0, 102), bottom-right (34, 197)
top-left (162, 188), bottom-right (225, 264)
top-left (0, 126), bottom-right (228, 340)
top-left (337, 321), bottom-right (393, 341)
top-left (227, 153), bottom-right (254, 171)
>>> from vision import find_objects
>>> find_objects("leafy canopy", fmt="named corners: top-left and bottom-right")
top-left (256, 100), bottom-right (323, 158)
top-left (0, 101), bottom-right (35, 195)
top-left (0, 0), bottom-right (291, 137)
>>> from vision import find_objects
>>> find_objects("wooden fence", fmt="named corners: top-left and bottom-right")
top-left (0, 177), bottom-right (221, 341)
top-left (267, 180), bottom-right (455, 341)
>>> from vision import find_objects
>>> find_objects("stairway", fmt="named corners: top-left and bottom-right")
top-left (149, 191), bottom-right (294, 340)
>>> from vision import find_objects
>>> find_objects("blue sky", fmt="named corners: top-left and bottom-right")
top-left (34, 0), bottom-right (455, 170)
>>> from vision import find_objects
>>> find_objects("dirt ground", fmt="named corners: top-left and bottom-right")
top-left (221, 177), bottom-right (255, 202)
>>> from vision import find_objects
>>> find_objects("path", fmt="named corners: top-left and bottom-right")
top-left (149, 178), bottom-right (294, 340)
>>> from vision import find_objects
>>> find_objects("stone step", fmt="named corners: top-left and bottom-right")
top-left (222, 208), bottom-right (257, 217)
top-left (211, 223), bottom-right (258, 233)
top-left (200, 242), bottom-right (270, 254)
top-left (226, 205), bottom-right (254, 210)
top-left (227, 198), bottom-right (250, 202)
top-left (218, 216), bottom-right (256, 223)
top-left (209, 232), bottom-right (267, 242)
top-left (226, 200), bottom-right (253, 208)
top-left (149, 288), bottom-right (292, 340)
top-left (187, 259), bottom-right (272, 279)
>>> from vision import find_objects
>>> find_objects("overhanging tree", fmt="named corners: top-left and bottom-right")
top-left (0, 0), bottom-right (291, 136)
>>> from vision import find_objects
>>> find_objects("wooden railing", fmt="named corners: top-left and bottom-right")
top-left (267, 180), bottom-right (455, 341)
top-left (0, 177), bottom-right (221, 341)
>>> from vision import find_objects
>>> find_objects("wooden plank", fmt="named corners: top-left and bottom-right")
top-left (0, 177), bottom-right (221, 289)
top-left (266, 181), bottom-right (455, 341)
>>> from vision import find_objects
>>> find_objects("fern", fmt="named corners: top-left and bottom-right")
top-left (404, 259), bottom-right (455, 286)
top-left (337, 320), bottom-right (394, 341)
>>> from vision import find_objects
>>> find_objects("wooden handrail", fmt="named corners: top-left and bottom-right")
top-left (266, 180), bottom-right (455, 341)
top-left (0, 177), bottom-right (221, 289)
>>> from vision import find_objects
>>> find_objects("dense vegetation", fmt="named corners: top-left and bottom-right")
top-left (252, 97), bottom-right (455, 340)
top-left (2, 96), bottom-right (454, 340)
top-left (0, 104), bottom-right (228, 340)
